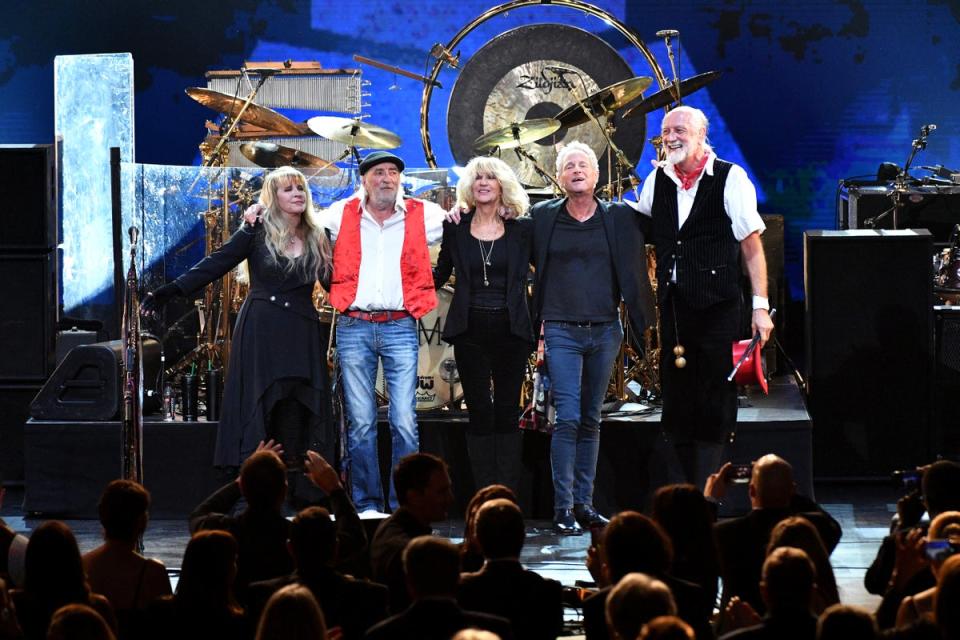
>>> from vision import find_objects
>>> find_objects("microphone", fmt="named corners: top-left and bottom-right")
top-left (921, 123), bottom-right (937, 136)
top-left (545, 65), bottom-right (578, 76)
top-left (655, 29), bottom-right (680, 38)
top-left (430, 43), bottom-right (460, 69)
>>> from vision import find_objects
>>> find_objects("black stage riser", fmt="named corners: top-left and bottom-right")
top-left (25, 388), bottom-right (811, 519)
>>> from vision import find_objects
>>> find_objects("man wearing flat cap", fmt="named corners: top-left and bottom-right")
top-left (318, 151), bottom-right (449, 515)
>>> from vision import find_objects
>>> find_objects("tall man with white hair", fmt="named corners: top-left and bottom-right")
top-left (530, 141), bottom-right (656, 535)
top-left (632, 106), bottom-right (774, 490)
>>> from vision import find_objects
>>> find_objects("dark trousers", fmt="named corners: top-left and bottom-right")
top-left (454, 308), bottom-right (532, 491)
top-left (659, 291), bottom-right (740, 487)
top-left (267, 395), bottom-right (328, 507)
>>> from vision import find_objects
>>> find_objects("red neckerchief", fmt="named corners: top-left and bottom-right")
top-left (673, 152), bottom-right (710, 190)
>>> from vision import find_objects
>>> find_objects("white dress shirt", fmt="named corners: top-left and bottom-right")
top-left (631, 154), bottom-right (765, 242)
top-left (317, 187), bottom-right (446, 312)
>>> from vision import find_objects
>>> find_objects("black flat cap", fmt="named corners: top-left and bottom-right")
top-left (359, 151), bottom-right (404, 175)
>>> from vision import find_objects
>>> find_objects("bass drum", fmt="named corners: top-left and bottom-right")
top-left (376, 286), bottom-right (464, 410)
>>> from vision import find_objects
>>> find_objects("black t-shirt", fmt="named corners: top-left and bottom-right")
top-left (468, 235), bottom-right (508, 308)
top-left (540, 207), bottom-right (619, 322)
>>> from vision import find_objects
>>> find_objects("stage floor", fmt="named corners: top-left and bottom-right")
top-left (0, 479), bottom-right (899, 634)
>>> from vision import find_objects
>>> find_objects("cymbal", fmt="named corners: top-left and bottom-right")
top-left (555, 76), bottom-right (654, 128)
top-left (239, 142), bottom-right (339, 176)
top-left (473, 118), bottom-right (562, 152)
top-left (622, 71), bottom-right (723, 120)
top-left (305, 116), bottom-right (401, 149)
top-left (185, 88), bottom-right (303, 136)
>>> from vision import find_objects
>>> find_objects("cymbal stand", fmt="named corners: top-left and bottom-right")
top-left (512, 144), bottom-right (563, 194)
top-left (865, 124), bottom-right (936, 229)
top-left (549, 69), bottom-right (638, 201)
top-left (201, 72), bottom-right (273, 168)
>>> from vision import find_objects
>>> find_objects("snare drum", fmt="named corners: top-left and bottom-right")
top-left (376, 287), bottom-right (464, 410)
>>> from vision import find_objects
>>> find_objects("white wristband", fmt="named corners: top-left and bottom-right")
top-left (752, 295), bottom-right (770, 311)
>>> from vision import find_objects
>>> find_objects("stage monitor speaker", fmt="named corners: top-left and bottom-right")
top-left (0, 145), bottom-right (55, 251)
top-left (29, 338), bottom-right (162, 421)
top-left (805, 230), bottom-right (934, 477)
top-left (0, 384), bottom-right (41, 482)
top-left (0, 253), bottom-right (55, 381)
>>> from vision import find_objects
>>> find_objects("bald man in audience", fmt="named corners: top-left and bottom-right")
top-left (712, 454), bottom-right (841, 613)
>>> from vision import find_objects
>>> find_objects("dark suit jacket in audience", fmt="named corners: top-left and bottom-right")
top-left (189, 481), bottom-right (293, 601)
top-left (582, 574), bottom-right (715, 640)
top-left (369, 507), bottom-right (432, 614)
top-left (715, 496), bottom-right (842, 613)
top-left (248, 568), bottom-right (388, 640)
top-left (363, 597), bottom-right (514, 640)
top-left (458, 558), bottom-right (563, 640)
top-left (718, 610), bottom-right (818, 640)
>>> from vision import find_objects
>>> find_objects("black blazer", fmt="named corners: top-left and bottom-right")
top-left (529, 198), bottom-right (655, 331)
top-left (432, 212), bottom-right (535, 346)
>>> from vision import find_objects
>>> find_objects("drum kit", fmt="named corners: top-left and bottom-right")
top-left (179, 1), bottom-right (727, 410)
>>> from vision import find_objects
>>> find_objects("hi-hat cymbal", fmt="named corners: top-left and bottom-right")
top-left (555, 76), bottom-right (653, 128)
top-left (239, 142), bottom-right (339, 176)
top-left (473, 118), bottom-right (562, 152)
top-left (306, 116), bottom-right (401, 149)
top-left (185, 88), bottom-right (303, 136)
top-left (622, 71), bottom-right (723, 120)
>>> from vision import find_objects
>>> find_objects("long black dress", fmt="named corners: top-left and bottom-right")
top-left (173, 224), bottom-right (332, 467)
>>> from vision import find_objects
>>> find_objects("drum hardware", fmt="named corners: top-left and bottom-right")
top-left (239, 142), bottom-right (339, 175)
top-left (474, 119), bottom-right (564, 194)
top-left (374, 287), bottom-right (464, 411)
top-left (430, 43), bottom-right (461, 70)
top-left (439, 358), bottom-right (462, 411)
top-left (353, 54), bottom-right (442, 88)
top-left (473, 118), bottom-right (562, 152)
top-left (623, 71), bottom-right (723, 120)
top-left (306, 115), bottom-right (402, 150)
top-left (864, 123), bottom-right (938, 229)
top-left (936, 224), bottom-right (960, 304)
top-left (547, 67), bottom-right (640, 201)
top-left (422, 1), bottom-right (666, 177)
top-left (186, 87), bottom-right (304, 142)
top-left (552, 76), bottom-right (653, 129)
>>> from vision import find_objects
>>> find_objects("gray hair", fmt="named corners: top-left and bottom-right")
top-left (555, 141), bottom-right (599, 175)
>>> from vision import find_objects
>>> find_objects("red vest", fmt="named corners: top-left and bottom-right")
top-left (329, 197), bottom-right (437, 319)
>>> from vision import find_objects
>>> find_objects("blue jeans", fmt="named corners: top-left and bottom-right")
top-left (544, 320), bottom-right (622, 511)
top-left (336, 314), bottom-right (419, 512)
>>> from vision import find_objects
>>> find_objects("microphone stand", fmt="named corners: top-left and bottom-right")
top-left (864, 124), bottom-right (935, 229)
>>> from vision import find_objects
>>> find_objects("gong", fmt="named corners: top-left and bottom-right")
top-left (447, 24), bottom-right (647, 188)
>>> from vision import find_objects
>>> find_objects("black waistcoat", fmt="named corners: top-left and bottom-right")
top-left (651, 159), bottom-right (740, 309)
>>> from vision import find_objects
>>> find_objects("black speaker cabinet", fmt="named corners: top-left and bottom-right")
top-left (0, 145), bottom-right (55, 251)
top-left (934, 307), bottom-right (960, 455)
top-left (0, 384), bottom-right (41, 482)
top-left (0, 253), bottom-right (55, 381)
top-left (805, 230), bottom-right (934, 477)
top-left (30, 338), bottom-right (162, 421)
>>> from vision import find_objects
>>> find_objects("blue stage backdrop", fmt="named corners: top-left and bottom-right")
top-left (1, 0), bottom-right (958, 312)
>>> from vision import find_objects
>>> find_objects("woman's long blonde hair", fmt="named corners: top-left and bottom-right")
top-left (259, 167), bottom-right (332, 282)
top-left (456, 156), bottom-right (530, 216)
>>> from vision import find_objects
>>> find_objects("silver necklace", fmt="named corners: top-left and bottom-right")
top-left (478, 239), bottom-right (495, 287)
